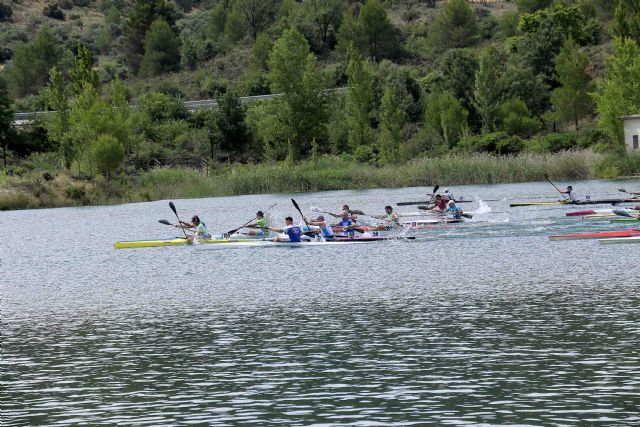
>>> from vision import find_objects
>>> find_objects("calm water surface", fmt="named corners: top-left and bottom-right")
top-left (2, 179), bottom-right (639, 425)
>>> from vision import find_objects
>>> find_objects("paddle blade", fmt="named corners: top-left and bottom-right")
top-left (158, 219), bottom-right (173, 226)
top-left (291, 198), bottom-right (301, 212)
top-left (613, 209), bottom-right (632, 217)
top-left (618, 188), bottom-right (627, 193)
top-left (432, 185), bottom-right (439, 194)
top-left (169, 201), bottom-right (177, 215)
top-left (351, 209), bottom-right (365, 215)
top-left (417, 205), bottom-right (428, 210)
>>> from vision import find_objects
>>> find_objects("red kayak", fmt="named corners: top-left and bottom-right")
top-left (549, 229), bottom-right (640, 241)
top-left (566, 206), bottom-right (640, 216)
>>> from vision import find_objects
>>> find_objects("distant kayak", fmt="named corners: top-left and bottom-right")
top-left (599, 236), bottom-right (640, 245)
top-left (566, 208), bottom-right (639, 217)
top-left (549, 229), bottom-right (640, 241)
top-left (512, 198), bottom-right (640, 207)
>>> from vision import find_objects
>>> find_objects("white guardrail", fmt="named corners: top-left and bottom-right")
top-left (12, 88), bottom-right (346, 123)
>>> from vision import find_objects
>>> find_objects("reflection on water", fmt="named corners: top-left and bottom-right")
top-left (2, 179), bottom-right (639, 424)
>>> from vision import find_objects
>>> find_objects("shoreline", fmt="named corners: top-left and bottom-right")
top-left (1, 150), bottom-right (639, 211)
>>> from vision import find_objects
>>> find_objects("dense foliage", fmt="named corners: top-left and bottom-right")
top-left (1, 0), bottom-right (639, 182)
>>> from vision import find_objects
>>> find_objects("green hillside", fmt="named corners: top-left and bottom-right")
top-left (0, 0), bottom-right (639, 209)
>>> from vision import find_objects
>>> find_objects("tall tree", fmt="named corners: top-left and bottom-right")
top-left (124, 0), bottom-right (177, 72)
top-left (239, 0), bottom-right (276, 39)
top-left (593, 38), bottom-right (640, 148)
top-left (473, 47), bottom-right (505, 134)
top-left (345, 44), bottom-right (375, 152)
top-left (429, 0), bottom-right (478, 53)
top-left (378, 71), bottom-right (410, 164)
top-left (612, 0), bottom-right (640, 43)
top-left (264, 28), bottom-right (327, 158)
top-left (358, 0), bottom-right (398, 62)
top-left (43, 67), bottom-right (72, 168)
top-left (550, 37), bottom-right (593, 130)
top-left (423, 92), bottom-right (468, 149)
top-left (337, 0), bottom-right (399, 61)
top-left (69, 44), bottom-right (100, 97)
top-left (305, 0), bottom-right (344, 51)
top-left (6, 27), bottom-right (64, 98)
top-left (213, 90), bottom-right (250, 158)
top-left (0, 76), bottom-right (12, 167)
top-left (140, 19), bottom-right (181, 77)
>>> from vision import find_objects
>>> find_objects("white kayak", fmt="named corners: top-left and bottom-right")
top-left (598, 236), bottom-right (640, 245)
top-left (197, 236), bottom-right (416, 250)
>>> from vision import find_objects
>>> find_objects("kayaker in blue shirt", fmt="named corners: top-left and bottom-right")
top-left (446, 200), bottom-right (463, 219)
top-left (305, 215), bottom-right (335, 240)
top-left (269, 217), bottom-right (303, 242)
top-left (332, 211), bottom-right (358, 237)
top-left (178, 215), bottom-right (211, 241)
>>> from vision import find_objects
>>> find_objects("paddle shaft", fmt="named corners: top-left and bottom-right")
top-left (169, 201), bottom-right (188, 238)
top-left (544, 175), bottom-right (568, 200)
top-left (227, 202), bottom-right (277, 235)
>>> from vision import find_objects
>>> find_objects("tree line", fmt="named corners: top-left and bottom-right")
top-left (1, 0), bottom-right (640, 179)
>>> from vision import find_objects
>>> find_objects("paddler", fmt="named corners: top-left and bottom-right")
top-left (429, 194), bottom-right (447, 212)
top-left (446, 200), bottom-right (463, 219)
top-left (443, 189), bottom-right (454, 202)
top-left (268, 217), bottom-right (303, 242)
top-left (373, 206), bottom-right (400, 224)
top-left (332, 211), bottom-right (359, 237)
top-left (561, 185), bottom-right (578, 202)
top-left (244, 210), bottom-right (269, 236)
top-left (304, 215), bottom-right (335, 240)
top-left (178, 215), bottom-right (211, 241)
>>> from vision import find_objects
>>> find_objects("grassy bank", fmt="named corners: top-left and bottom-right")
top-left (2, 150), bottom-right (639, 211)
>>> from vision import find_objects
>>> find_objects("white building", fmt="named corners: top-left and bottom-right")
top-left (622, 114), bottom-right (640, 152)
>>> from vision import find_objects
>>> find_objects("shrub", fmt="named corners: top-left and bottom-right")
top-left (43, 3), bottom-right (65, 20)
top-left (353, 145), bottom-right (377, 164)
top-left (90, 134), bottom-right (125, 180)
top-left (525, 132), bottom-right (577, 153)
top-left (457, 132), bottom-right (522, 154)
top-left (58, 0), bottom-right (74, 9)
top-left (0, 2), bottom-right (13, 21)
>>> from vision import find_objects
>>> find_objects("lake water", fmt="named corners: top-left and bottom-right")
top-left (2, 179), bottom-right (639, 425)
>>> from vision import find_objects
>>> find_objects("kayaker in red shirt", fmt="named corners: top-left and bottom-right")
top-left (430, 194), bottom-right (447, 211)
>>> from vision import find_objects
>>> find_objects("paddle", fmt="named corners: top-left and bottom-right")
top-left (169, 201), bottom-right (188, 238)
top-left (226, 202), bottom-right (277, 236)
top-left (158, 219), bottom-right (175, 226)
top-left (619, 187), bottom-right (640, 196)
top-left (612, 209), bottom-right (639, 218)
top-left (424, 185), bottom-right (440, 209)
top-left (543, 174), bottom-right (568, 201)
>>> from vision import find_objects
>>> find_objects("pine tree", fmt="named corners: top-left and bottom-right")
top-left (345, 44), bottom-right (374, 153)
top-left (378, 72), bottom-right (409, 164)
top-left (593, 38), bottom-right (640, 148)
top-left (550, 37), bottom-right (593, 130)
top-left (473, 47), bottom-right (504, 134)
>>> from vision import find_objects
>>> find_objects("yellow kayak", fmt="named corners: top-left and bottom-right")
top-left (114, 237), bottom-right (249, 249)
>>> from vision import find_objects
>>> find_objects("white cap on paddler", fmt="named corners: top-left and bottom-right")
top-left (448, 200), bottom-right (455, 207)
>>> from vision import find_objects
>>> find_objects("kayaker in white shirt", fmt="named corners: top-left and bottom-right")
top-left (561, 185), bottom-right (578, 202)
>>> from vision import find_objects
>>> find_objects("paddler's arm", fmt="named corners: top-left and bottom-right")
top-left (268, 226), bottom-right (284, 233)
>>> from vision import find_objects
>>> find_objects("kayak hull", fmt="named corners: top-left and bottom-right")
top-left (549, 229), bottom-right (640, 241)
top-left (114, 237), bottom-right (249, 249)
top-left (197, 236), bottom-right (416, 250)
top-left (599, 236), bottom-right (640, 245)
top-left (512, 198), bottom-right (640, 207)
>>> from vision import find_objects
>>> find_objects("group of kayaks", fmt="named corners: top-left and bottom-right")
top-left (114, 182), bottom-right (640, 249)
top-left (547, 198), bottom-right (640, 245)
